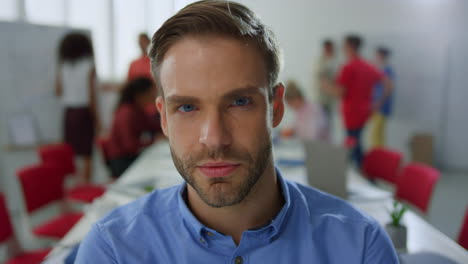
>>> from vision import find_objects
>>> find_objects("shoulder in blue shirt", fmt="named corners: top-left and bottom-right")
top-left (75, 170), bottom-right (399, 264)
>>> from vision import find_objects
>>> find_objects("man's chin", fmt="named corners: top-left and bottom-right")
top-left (201, 191), bottom-right (243, 208)
top-left (191, 180), bottom-right (244, 208)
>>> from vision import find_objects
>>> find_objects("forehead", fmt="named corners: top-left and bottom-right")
top-left (158, 35), bottom-right (268, 99)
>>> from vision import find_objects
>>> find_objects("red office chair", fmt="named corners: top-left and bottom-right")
top-left (38, 143), bottom-right (105, 203)
top-left (0, 193), bottom-right (51, 264)
top-left (362, 148), bottom-right (403, 184)
top-left (17, 164), bottom-right (83, 239)
top-left (458, 207), bottom-right (468, 250)
top-left (395, 163), bottom-right (440, 214)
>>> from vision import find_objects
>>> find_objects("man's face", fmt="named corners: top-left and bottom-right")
top-left (156, 36), bottom-right (284, 208)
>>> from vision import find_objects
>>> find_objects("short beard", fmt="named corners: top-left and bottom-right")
top-left (171, 139), bottom-right (272, 208)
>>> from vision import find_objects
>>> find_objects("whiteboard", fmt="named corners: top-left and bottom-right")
top-left (0, 22), bottom-right (89, 147)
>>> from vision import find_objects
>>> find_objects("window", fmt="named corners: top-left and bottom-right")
top-left (25, 0), bottom-right (65, 25)
top-left (68, 0), bottom-right (112, 80)
top-left (113, 0), bottom-right (148, 81)
top-left (147, 0), bottom-right (174, 35)
top-left (174, 0), bottom-right (197, 12)
top-left (0, 0), bottom-right (17, 21)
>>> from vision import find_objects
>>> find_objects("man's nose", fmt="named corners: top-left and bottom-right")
top-left (199, 110), bottom-right (232, 149)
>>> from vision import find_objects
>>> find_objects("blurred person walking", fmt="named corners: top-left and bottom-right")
top-left (55, 32), bottom-right (100, 184)
top-left (326, 35), bottom-right (392, 168)
top-left (371, 46), bottom-right (395, 148)
top-left (315, 39), bottom-right (337, 140)
top-left (127, 33), bottom-right (153, 81)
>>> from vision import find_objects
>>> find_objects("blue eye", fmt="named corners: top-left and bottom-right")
top-left (178, 104), bottom-right (197, 113)
top-left (232, 97), bottom-right (251, 107)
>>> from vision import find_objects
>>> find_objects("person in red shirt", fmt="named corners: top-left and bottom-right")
top-left (108, 77), bottom-right (162, 178)
top-left (127, 33), bottom-right (153, 81)
top-left (327, 35), bottom-right (393, 168)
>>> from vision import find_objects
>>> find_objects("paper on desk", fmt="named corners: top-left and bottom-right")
top-left (42, 247), bottom-right (74, 264)
top-left (347, 170), bottom-right (392, 202)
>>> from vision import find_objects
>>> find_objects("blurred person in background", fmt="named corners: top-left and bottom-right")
top-left (315, 39), bottom-right (337, 139)
top-left (55, 32), bottom-right (99, 184)
top-left (371, 46), bottom-right (395, 148)
top-left (107, 77), bottom-right (162, 178)
top-left (282, 80), bottom-right (326, 141)
top-left (326, 35), bottom-right (392, 168)
top-left (127, 33), bottom-right (153, 81)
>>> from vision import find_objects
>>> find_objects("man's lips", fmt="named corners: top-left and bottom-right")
top-left (197, 162), bottom-right (240, 178)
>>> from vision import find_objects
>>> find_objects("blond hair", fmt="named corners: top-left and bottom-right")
top-left (285, 80), bottom-right (304, 100)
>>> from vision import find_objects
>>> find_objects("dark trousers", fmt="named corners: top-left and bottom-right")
top-left (64, 107), bottom-right (94, 156)
top-left (346, 128), bottom-right (364, 169)
top-left (109, 155), bottom-right (139, 178)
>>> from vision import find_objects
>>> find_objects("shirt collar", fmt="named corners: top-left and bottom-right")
top-left (177, 183), bottom-right (205, 238)
top-left (177, 167), bottom-right (292, 242)
top-left (268, 168), bottom-right (291, 238)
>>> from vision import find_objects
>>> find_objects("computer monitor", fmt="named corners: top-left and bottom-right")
top-left (303, 140), bottom-right (348, 199)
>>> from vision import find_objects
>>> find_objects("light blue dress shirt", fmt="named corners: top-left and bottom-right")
top-left (75, 170), bottom-right (399, 263)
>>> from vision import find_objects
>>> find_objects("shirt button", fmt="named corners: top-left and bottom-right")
top-left (206, 231), bottom-right (214, 236)
top-left (234, 256), bottom-right (243, 264)
top-left (199, 238), bottom-right (206, 244)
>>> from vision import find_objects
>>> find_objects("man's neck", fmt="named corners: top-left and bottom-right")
top-left (186, 164), bottom-right (284, 245)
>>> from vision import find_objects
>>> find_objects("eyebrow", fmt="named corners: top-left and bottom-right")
top-left (165, 86), bottom-right (265, 105)
top-left (221, 86), bottom-right (265, 100)
top-left (165, 95), bottom-right (201, 105)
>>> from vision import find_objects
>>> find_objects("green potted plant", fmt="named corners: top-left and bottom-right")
top-left (385, 201), bottom-right (408, 251)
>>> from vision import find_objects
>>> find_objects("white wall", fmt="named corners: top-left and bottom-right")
top-left (442, 36), bottom-right (468, 171)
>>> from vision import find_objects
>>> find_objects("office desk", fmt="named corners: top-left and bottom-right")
top-left (45, 140), bottom-right (468, 263)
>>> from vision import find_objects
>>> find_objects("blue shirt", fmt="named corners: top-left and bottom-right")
top-left (75, 170), bottom-right (398, 263)
top-left (373, 65), bottom-right (395, 116)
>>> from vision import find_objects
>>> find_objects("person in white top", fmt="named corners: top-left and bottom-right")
top-left (282, 80), bottom-right (326, 141)
top-left (55, 32), bottom-right (100, 183)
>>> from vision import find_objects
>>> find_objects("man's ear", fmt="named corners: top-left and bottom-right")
top-left (156, 96), bottom-right (169, 137)
top-left (272, 83), bottom-right (285, 128)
